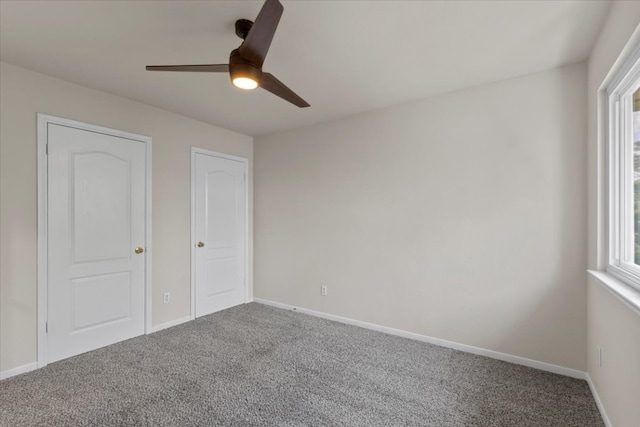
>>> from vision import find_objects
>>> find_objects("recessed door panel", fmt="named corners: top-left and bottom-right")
top-left (72, 151), bottom-right (130, 264)
top-left (206, 258), bottom-right (237, 296)
top-left (47, 122), bottom-right (146, 363)
top-left (194, 152), bottom-right (246, 317)
top-left (206, 171), bottom-right (236, 250)
top-left (72, 272), bottom-right (131, 332)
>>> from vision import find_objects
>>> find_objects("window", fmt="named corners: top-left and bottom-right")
top-left (607, 47), bottom-right (640, 291)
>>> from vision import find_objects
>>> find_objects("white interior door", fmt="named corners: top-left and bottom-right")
top-left (47, 123), bottom-right (146, 363)
top-left (193, 151), bottom-right (246, 317)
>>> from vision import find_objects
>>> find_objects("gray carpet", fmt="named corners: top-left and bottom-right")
top-left (0, 303), bottom-right (603, 427)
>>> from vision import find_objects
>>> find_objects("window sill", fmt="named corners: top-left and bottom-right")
top-left (588, 270), bottom-right (640, 316)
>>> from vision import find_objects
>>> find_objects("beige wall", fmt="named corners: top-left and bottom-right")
top-left (587, 1), bottom-right (640, 426)
top-left (255, 63), bottom-right (588, 371)
top-left (0, 62), bottom-right (253, 372)
top-left (587, 278), bottom-right (640, 426)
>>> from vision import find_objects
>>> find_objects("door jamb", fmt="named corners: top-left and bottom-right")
top-left (190, 147), bottom-right (249, 320)
top-left (37, 113), bottom-right (153, 368)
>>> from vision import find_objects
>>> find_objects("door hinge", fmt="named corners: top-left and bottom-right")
top-left (45, 144), bottom-right (48, 155)
top-left (45, 321), bottom-right (48, 333)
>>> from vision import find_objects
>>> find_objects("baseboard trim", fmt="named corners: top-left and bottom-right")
top-left (254, 298), bottom-right (587, 380)
top-left (148, 315), bottom-right (191, 333)
top-left (2, 317), bottom-right (192, 381)
top-left (586, 373), bottom-right (612, 427)
top-left (0, 362), bottom-right (38, 381)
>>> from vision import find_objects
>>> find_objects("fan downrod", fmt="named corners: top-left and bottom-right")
top-left (235, 19), bottom-right (254, 40)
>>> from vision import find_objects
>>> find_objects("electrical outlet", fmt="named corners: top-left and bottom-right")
top-left (598, 346), bottom-right (603, 368)
top-left (321, 285), bottom-right (327, 296)
top-left (163, 292), bottom-right (171, 304)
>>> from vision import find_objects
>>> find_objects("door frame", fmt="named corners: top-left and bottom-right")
top-left (36, 113), bottom-right (153, 368)
top-left (190, 147), bottom-right (249, 319)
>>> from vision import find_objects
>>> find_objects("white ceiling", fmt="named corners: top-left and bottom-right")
top-left (0, 0), bottom-right (611, 137)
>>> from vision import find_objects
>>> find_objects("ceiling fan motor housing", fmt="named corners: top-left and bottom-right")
top-left (235, 19), bottom-right (253, 40)
top-left (229, 48), bottom-right (262, 85)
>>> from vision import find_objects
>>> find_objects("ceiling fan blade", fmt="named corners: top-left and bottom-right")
top-left (146, 64), bottom-right (229, 72)
top-left (260, 73), bottom-right (309, 108)
top-left (239, 0), bottom-right (283, 67)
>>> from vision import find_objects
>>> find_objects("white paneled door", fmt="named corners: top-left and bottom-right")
top-left (47, 123), bottom-right (147, 363)
top-left (193, 151), bottom-right (246, 317)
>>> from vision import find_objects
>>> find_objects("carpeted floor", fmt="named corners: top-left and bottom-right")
top-left (0, 303), bottom-right (603, 426)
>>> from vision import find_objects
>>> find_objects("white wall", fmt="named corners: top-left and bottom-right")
top-left (587, 1), bottom-right (640, 426)
top-left (255, 63), bottom-right (588, 371)
top-left (0, 62), bottom-right (253, 372)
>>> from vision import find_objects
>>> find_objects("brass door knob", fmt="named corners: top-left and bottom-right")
top-left (197, 242), bottom-right (205, 248)
top-left (134, 247), bottom-right (144, 254)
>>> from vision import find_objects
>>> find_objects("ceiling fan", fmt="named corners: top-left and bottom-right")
top-left (146, 0), bottom-right (309, 108)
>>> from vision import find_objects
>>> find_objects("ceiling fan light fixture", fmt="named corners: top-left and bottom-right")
top-left (233, 77), bottom-right (259, 90)
top-left (230, 62), bottom-right (261, 91)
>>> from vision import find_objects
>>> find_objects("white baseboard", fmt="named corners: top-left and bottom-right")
top-left (2, 317), bottom-right (192, 381)
top-left (148, 315), bottom-right (191, 333)
top-left (254, 298), bottom-right (587, 380)
top-left (0, 362), bottom-right (38, 381)
top-left (586, 373), bottom-right (612, 427)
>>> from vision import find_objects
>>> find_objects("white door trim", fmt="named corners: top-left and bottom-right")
top-left (37, 113), bottom-right (153, 368)
top-left (190, 147), bottom-right (249, 319)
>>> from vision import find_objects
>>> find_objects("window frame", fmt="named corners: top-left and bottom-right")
top-left (607, 45), bottom-right (640, 292)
